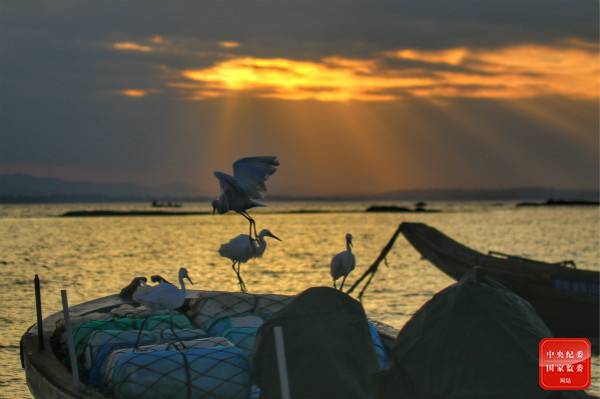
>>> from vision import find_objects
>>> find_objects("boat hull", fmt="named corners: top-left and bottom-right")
top-left (400, 222), bottom-right (599, 346)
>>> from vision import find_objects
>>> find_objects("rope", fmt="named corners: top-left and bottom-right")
top-left (177, 348), bottom-right (193, 399)
top-left (346, 224), bottom-right (403, 299)
top-left (133, 317), bottom-right (148, 349)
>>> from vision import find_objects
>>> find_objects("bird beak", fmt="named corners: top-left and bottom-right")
top-left (269, 233), bottom-right (282, 241)
top-left (186, 275), bottom-right (194, 285)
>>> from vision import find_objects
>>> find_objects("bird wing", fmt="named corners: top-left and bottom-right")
top-left (330, 252), bottom-right (345, 279)
top-left (214, 171), bottom-right (248, 200)
top-left (136, 283), bottom-right (184, 309)
top-left (348, 252), bottom-right (356, 272)
top-left (330, 251), bottom-right (355, 279)
top-left (232, 156), bottom-right (279, 199)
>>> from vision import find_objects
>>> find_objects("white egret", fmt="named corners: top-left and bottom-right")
top-left (212, 156), bottom-right (279, 239)
top-left (330, 233), bottom-right (356, 290)
top-left (133, 267), bottom-right (193, 311)
top-left (219, 229), bottom-right (281, 292)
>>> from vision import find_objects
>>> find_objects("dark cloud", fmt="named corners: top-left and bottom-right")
top-left (0, 0), bottom-right (597, 193)
top-left (1, 0), bottom-right (597, 53)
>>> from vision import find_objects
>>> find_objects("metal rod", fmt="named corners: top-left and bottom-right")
top-left (34, 274), bottom-right (44, 350)
top-left (61, 290), bottom-right (80, 388)
top-left (274, 326), bottom-right (291, 399)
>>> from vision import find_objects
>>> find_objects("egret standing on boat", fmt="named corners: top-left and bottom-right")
top-left (331, 233), bottom-right (356, 290)
top-left (133, 267), bottom-right (193, 311)
top-left (212, 156), bottom-right (280, 239)
top-left (219, 229), bottom-right (281, 292)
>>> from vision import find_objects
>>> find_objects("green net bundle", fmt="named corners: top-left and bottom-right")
top-left (57, 292), bottom-right (294, 399)
top-left (71, 313), bottom-right (197, 383)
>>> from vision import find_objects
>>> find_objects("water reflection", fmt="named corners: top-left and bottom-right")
top-left (0, 202), bottom-right (598, 397)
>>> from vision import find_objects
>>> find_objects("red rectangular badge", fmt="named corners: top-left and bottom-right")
top-left (539, 338), bottom-right (591, 390)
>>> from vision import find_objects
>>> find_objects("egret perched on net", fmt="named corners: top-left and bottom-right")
top-left (212, 156), bottom-right (279, 239)
top-left (133, 267), bottom-right (193, 312)
top-left (219, 229), bottom-right (281, 292)
top-left (331, 233), bottom-right (356, 290)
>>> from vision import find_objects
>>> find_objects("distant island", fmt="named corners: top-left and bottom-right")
top-left (516, 199), bottom-right (600, 207)
top-left (366, 202), bottom-right (442, 213)
top-left (61, 210), bottom-right (210, 217)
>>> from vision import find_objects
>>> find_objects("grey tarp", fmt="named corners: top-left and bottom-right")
top-left (253, 287), bottom-right (380, 399)
top-left (376, 269), bottom-right (590, 399)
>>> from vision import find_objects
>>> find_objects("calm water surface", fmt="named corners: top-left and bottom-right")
top-left (0, 202), bottom-right (598, 397)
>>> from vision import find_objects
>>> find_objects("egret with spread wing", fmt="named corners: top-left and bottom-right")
top-left (212, 156), bottom-right (279, 239)
top-left (331, 233), bottom-right (356, 290)
top-left (219, 229), bottom-right (281, 292)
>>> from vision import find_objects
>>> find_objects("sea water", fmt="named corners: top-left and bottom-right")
top-left (0, 201), bottom-right (598, 397)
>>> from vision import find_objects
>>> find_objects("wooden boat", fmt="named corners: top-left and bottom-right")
top-left (400, 222), bottom-right (599, 347)
top-left (20, 290), bottom-right (398, 399)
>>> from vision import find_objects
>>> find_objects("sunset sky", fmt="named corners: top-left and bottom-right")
top-left (1, 1), bottom-right (598, 196)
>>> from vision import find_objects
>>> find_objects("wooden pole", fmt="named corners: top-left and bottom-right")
top-left (346, 224), bottom-right (403, 299)
top-left (274, 326), bottom-right (291, 399)
top-left (61, 290), bottom-right (80, 388)
top-left (34, 275), bottom-right (44, 350)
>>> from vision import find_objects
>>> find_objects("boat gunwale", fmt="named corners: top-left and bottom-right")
top-left (399, 222), bottom-right (599, 297)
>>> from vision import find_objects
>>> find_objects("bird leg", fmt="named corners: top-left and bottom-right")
top-left (237, 263), bottom-right (247, 292)
top-left (232, 262), bottom-right (243, 291)
top-left (333, 279), bottom-right (337, 290)
top-left (339, 275), bottom-right (348, 291)
top-left (237, 211), bottom-right (258, 241)
top-left (232, 262), bottom-right (247, 292)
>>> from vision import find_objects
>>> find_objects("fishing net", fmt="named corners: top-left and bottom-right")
top-left (69, 312), bottom-right (198, 383)
top-left (186, 291), bottom-right (293, 328)
top-left (106, 339), bottom-right (251, 399)
top-left (54, 292), bottom-right (294, 399)
top-left (86, 328), bottom-right (209, 386)
top-left (375, 270), bottom-right (591, 399)
top-left (253, 287), bottom-right (381, 399)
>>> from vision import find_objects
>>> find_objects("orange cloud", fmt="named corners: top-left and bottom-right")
top-left (149, 35), bottom-right (165, 44)
top-left (390, 48), bottom-right (468, 65)
top-left (218, 41), bottom-right (241, 49)
top-left (391, 44), bottom-right (600, 99)
top-left (181, 57), bottom-right (432, 101)
top-left (176, 42), bottom-right (599, 102)
top-left (120, 89), bottom-right (148, 97)
top-left (112, 41), bottom-right (153, 53)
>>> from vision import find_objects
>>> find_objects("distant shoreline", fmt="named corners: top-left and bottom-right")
top-left (60, 207), bottom-right (444, 217)
top-left (1, 175), bottom-right (597, 203)
top-left (516, 199), bottom-right (600, 207)
top-left (60, 209), bottom-right (346, 217)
